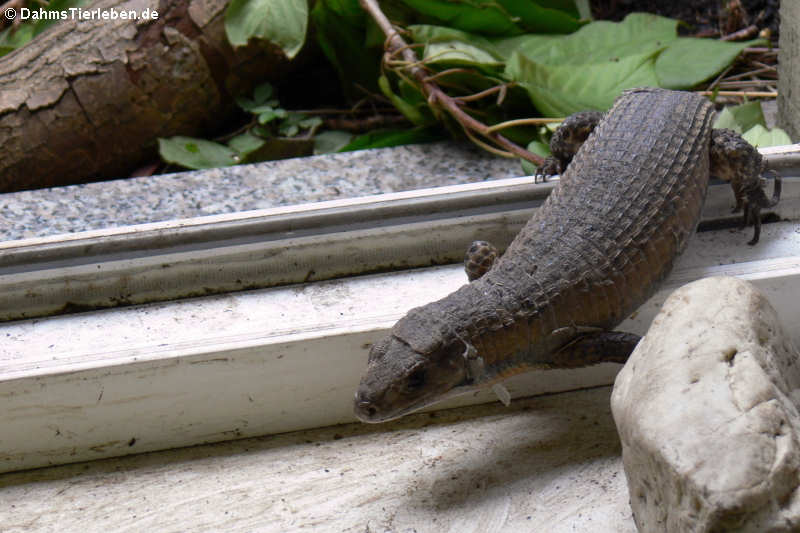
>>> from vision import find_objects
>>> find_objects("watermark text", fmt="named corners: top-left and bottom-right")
top-left (4, 6), bottom-right (159, 22)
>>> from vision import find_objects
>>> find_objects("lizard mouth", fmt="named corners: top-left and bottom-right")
top-left (353, 382), bottom-right (482, 423)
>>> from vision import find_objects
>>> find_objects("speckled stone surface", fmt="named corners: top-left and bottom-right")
top-left (0, 142), bottom-right (525, 242)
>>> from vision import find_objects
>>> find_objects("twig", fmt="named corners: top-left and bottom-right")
top-left (706, 65), bottom-right (733, 92)
top-left (743, 47), bottom-right (777, 54)
top-left (721, 24), bottom-right (759, 41)
top-left (453, 84), bottom-right (510, 105)
top-left (292, 107), bottom-right (399, 116)
top-left (723, 65), bottom-right (776, 81)
top-left (323, 114), bottom-right (411, 133)
top-left (697, 90), bottom-right (777, 98)
top-left (422, 68), bottom-right (474, 83)
top-left (358, 0), bottom-right (544, 165)
top-left (717, 80), bottom-right (776, 89)
top-left (486, 117), bottom-right (562, 133)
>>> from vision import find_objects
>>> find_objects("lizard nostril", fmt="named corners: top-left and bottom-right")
top-left (354, 399), bottom-right (378, 420)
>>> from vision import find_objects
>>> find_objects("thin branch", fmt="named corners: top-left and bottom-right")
top-left (706, 65), bottom-right (733, 92)
top-left (358, 0), bottom-right (544, 166)
top-left (462, 127), bottom-right (516, 158)
top-left (717, 80), bottom-right (777, 89)
top-left (721, 24), bottom-right (759, 41)
top-left (486, 117), bottom-right (562, 133)
top-left (743, 47), bottom-right (778, 54)
top-left (423, 68), bottom-right (474, 83)
top-left (723, 65), bottom-right (777, 81)
top-left (697, 90), bottom-right (777, 98)
top-left (453, 84), bottom-right (509, 104)
top-left (292, 107), bottom-right (399, 116)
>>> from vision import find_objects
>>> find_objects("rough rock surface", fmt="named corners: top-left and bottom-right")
top-left (611, 276), bottom-right (800, 532)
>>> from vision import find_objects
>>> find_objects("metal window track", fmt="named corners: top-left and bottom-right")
top-left (2, 144), bottom-right (799, 322)
top-left (1, 144), bottom-right (799, 473)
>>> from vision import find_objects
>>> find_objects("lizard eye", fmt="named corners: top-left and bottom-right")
top-left (405, 368), bottom-right (427, 392)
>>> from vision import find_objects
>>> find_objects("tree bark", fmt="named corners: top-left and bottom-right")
top-left (0, 0), bottom-right (297, 191)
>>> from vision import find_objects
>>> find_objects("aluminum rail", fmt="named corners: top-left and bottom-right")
top-left (1, 146), bottom-right (798, 321)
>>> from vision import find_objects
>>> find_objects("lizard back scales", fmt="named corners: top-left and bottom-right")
top-left (354, 88), bottom-right (765, 423)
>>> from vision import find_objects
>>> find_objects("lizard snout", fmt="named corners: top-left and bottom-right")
top-left (353, 390), bottom-right (380, 422)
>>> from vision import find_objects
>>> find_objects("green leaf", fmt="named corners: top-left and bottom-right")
top-left (379, 75), bottom-right (431, 126)
top-left (253, 83), bottom-right (274, 104)
top-left (0, 0), bottom-right (86, 56)
top-left (534, 0), bottom-right (582, 18)
top-left (0, 24), bottom-right (35, 55)
top-left (314, 130), bottom-right (354, 154)
top-left (713, 101), bottom-right (765, 133)
top-left (158, 137), bottom-right (239, 170)
top-left (527, 139), bottom-right (552, 158)
top-left (742, 125), bottom-right (791, 149)
top-left (298, 116), bottom-right (323, 129)
top-left (713, 107), bottom-right (741, 133)
top-left (490, 33), bottom-right (559, 61)
top-left (495, 0), bottom-right (582, 34)
top-left (278, 113), bottom-right (319, 137)
top-left (500, 14), bottom-right (683, 116)
top-left (573, 0), bottom-right (592, 20)
top-left (506, 50), bottom-right (660, 116)
top-left (399, 0), bottom-right (524, 36)
top-left (410, 25), bottom-right (502, 55)
top-left (252, 125), bottom-right (273, 138)
top-left (225, 0), bottom-right (308, 59)
top-left (340, 127), bottom-right (443, 151)
top-left (522, 13), bottom-right (677, 66)
top-left (655, 38), bottom-right (765, 89)
top-left (249, 104), bottom-right (283, 115)
top-left (280, 124), bottom-right (300, 137)
top-left (228, 131), bottom-right (266, 156)
top-left (236, 96), bottom-right (257, 112)
top-left (520, 140), bottom-right (550, 175)
top-left (311, 0), bottom-right (382, 99)
top-left (258, 108), bottom-right (287, 124)
top-left (425, 41), bottom-right (504, 68)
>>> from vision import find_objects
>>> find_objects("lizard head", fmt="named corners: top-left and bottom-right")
top-left (353, 326), bottom-right (471, 423)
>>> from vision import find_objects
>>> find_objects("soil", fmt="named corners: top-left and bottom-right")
top-left (591, 0), bottom-right (780, 40)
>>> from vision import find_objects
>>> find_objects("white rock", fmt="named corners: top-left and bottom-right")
top-left (611, 276), bottom-right (800, 532)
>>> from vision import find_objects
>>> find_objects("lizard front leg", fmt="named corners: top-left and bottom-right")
top-left (536, 110), bottom-right (604, 179)
top-left (710, 128), bottom-right (782, 245)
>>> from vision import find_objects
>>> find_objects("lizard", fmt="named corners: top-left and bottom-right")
top-left (353, 87), bottom-right (781, 423)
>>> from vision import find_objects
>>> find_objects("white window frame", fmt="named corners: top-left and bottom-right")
top-left (1, 144), bottom-right (799, 473)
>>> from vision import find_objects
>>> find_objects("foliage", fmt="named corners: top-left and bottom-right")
top-left (214, 1), bottom-right (788, 169)
top-left (408, 14), bottom-right (764, 116)
top-left (225, 0), bottom-right (307, 58)
top-left (714, 101), bottom-right (791, 148)
top-left (158, 83), bottom-right (325, 170)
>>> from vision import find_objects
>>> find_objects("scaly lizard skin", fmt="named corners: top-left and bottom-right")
top-left (354, 88), bottom-right (780, 423)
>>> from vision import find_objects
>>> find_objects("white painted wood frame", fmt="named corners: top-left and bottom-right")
top-left (1, 144), bottom-right (799, 473)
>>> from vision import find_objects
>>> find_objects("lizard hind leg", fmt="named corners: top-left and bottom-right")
top-left (464, 240), bottom-right (499, 281)
top-left (710, 128), bottom-right (781, 245)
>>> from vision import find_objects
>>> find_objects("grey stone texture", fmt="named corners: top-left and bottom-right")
top-left (612, 276), bottom-right (800, 532)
